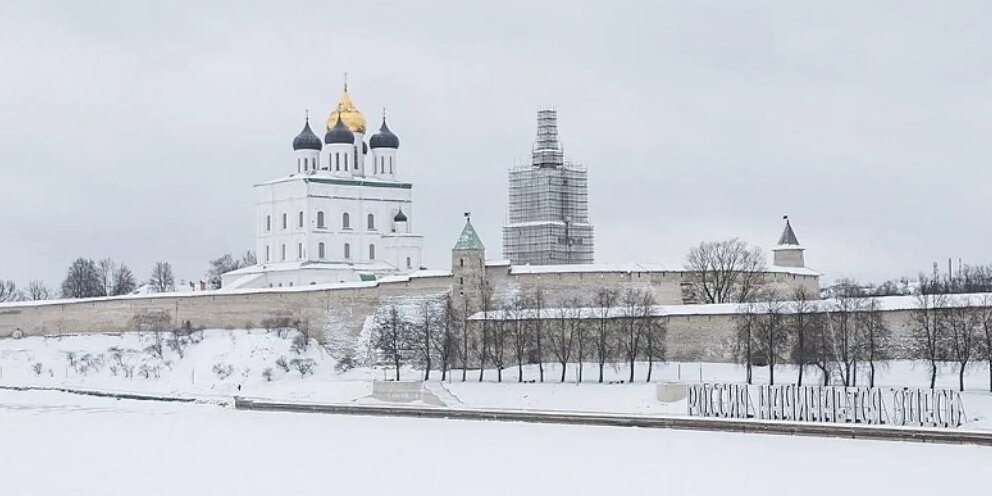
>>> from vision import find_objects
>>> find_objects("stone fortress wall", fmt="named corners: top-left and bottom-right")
top-left (0, 262), bottom-right (845, 364)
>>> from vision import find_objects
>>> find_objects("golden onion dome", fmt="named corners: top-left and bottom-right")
top-left (326, 84), bottom-right (366, 134)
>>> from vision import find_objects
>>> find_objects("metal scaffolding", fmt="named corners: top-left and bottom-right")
top-left (503, 109), bottom-right (594, 265)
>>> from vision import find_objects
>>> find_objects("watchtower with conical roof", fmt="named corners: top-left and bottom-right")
top-left (772, 216), bottom-right (805, 268)
top-left (452, 214), bottom-right (487, 303)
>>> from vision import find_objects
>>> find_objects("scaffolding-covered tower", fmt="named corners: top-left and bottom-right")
top-left (503, 109), bottom-right (594, 265)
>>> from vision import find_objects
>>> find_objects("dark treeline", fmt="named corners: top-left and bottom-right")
top-left (371, 287), bottom-right (667, 384)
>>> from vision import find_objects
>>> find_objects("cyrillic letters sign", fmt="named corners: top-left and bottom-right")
top-left (687, 384), bottom-right (966, 428)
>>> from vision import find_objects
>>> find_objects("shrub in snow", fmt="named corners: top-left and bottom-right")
top-left (12, 329), bottom-right (24, 339)
top-left (262, 317), bottom-right (295, 339)
top-left (262, 368), bottom-right (274, 382)
top-left (275, 357), bottom-right (290, 373)
top-left (144, 335), bottom-right (164, 359)
top-left (167, 332), bottom-right (191, 359)
top-left (212, 363), bottom-right (234, 380)
top-left (32, 363), bottom-right (43, 376)
top-left (289, 358), bottom-right (317, 377)
top-left (335, 348), bottom-right (357, 372)
top-left (291, 334), bottom-right (309, 354)
top-left (68, 353), bottom-right (104, 375)
top-left (138, 364), bottom-right (160, 379)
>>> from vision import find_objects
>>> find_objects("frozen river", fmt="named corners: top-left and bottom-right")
top-left (0, 390), bottom-right (988, 495)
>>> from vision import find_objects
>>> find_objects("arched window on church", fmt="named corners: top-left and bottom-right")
top-left (344, 243), bottom-right (351, 259)
top-left (297, 158), bottom-right (301, 173)
top-left (281, 244), bottom-right (286, 261)
top-left (266, 215), bottom-right (271, 232)
top-left (369, 244), bottom-right (376, 260)
top-left (344, 154), bottom-right (349, 169)
top-left (354, 148), bottom-right (359, 170)
top-left (317, 211), bottom-right (325, 228)
top-left (318, 242), bottom-right (325, 259)
top-left (265, 245), bottom-right (270, 262)
top-left (281, 213), bottom-right (287, 230)
top-left (298, 211), bottom-right (304, 228)
top-left (367, 214), bottom-right (375, 231)
top-left (406, 257), bottom-right (412, 269)
top-left (389, 156), bottom-right (393, 174)
top-left (342, 212), bottom-right (350, 230)
top-left (298, 243), bottom-right (303, 259)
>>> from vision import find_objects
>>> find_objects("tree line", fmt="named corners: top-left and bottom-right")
top-left (734, 287), bottom-right (992, 392)
top-left (372, 287), bottom-right (667, 384)
top-left (0, 250), bottom-right (256, 302)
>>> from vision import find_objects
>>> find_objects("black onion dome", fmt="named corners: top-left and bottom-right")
top-left (394, 209), bottom-right (408, 222)
top-left (292, 119), bottom-right (322, 151)
top-left (324, 115), bottom-right (355, 145)
top-left (369, 118), bottom-right (400, 149)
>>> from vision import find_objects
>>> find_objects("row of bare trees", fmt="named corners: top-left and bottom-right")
top-left (372, 287), bottom-right (667, 383)
top-left (734, 289), bottom-right (894, 388)
top-left (734, 288), bottom-right (992, 391)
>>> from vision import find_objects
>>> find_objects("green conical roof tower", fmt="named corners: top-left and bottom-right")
top-left (454, 216), bottom-right (485, 251)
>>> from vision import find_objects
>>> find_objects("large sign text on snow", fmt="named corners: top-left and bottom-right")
top-left (687, 384), bottom-right (966, 428)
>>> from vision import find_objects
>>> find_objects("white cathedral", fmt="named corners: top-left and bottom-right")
top-left (222, 83), bottom-right (424, 289)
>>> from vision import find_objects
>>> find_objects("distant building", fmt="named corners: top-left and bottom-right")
top-left (222, 82), bottom-right (424, 288)
top-left (502, 109), bottom-right (594, 265)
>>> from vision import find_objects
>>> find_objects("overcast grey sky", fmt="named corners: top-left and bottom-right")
top-left (2, 1), bottom-right (991, 289)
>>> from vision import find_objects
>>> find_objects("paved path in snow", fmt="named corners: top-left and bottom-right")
top-left (235, 397), bottom-right (992, 447)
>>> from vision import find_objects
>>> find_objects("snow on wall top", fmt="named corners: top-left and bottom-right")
top-left (508, 262), bottom-right (820, 277)
top-left (468, 291), bottom-right (992, 320)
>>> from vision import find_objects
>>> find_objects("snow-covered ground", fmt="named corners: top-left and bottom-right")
top-left (0, 389), bottom-right (988, 496)
top-left (1, 330), bottom-right (991, 427)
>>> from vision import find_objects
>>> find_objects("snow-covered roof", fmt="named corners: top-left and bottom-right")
top-left (508, 262), bottom-right (820, 277)
top-left (468, 291), bottom-right (992, 321)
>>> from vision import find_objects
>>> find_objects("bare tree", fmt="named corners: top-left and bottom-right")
top-left (431, 293), bottom-right (460, 381)
top-left (529, 288), bottom-right (547, 382)
top-left (574, 305), bottom-right (590, 383)
top-left (149, 262), bottom-right (176, 293)
top-left (488, 308), bottom-right (509, 382)
top-left (592, 288), bottom-right (618, 383)
top-left (0, 280), bottom-right (23, 302)
top-left (412, 299), bottom-right (437, 380)
top-left (97, 258), bottom-right (117, 296)
top-left (618, 288), bottom-right (650, 382)
top-left (858, 296), bottom-right (891, 388)
top-left (61, 258), bottom-right (105, 298)
top-left (458, 291), bottom-right (471, 382)
top-left (946, 302), bottom-right (980, 391)
top-left (910, 292), bottom-right (949, 389)
top-left (755, 294), bottom-right (787, 385)
top-left (684, 238), bottom-right (768, 304)
top-left (373, 305), bottom-right (410, 381)
top-left (476, 280), bottom-right (495, 382)
top-left (207, 251), bottom-right (256, 289)
top-left (826, 291), bottom-right (864, 387)
top-left (981, 296), bottom-right (992, 393)
top-left (112, 265), bottom-right (137, 295)
top-left (733, 302), bottom-right (760, 384)
top-left (506, 295), bottom-right (530, 382)
top-left (643, 314), bottom-right (667, 383)
top-left (550, 299), bottom-right (580, 383)
top-left (26, 280), bottom-right (50, 301)
top-left (788, 287), bottom-right (817, 385)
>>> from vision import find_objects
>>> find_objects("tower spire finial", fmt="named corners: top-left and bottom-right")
top-left (305, 108), bottom-right (309, 123)
top-left (343, 71), bottom-right (348, 92)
